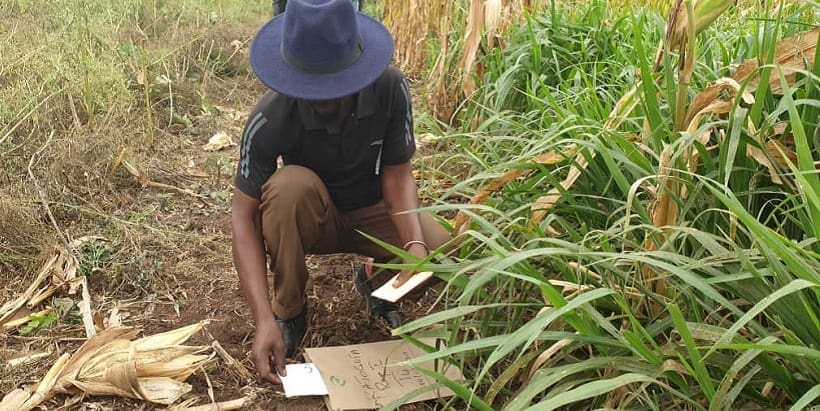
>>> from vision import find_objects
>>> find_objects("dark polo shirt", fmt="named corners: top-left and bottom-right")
top-left (235, 66), bottom-right (416, 212)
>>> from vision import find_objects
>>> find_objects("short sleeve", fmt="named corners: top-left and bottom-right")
top-left (234, 94), bottom-right (282, 199)
top-left (380, 73), bottom-right (416, 166)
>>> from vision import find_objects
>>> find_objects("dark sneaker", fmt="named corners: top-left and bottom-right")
top-left (354, 261), bottom-right (401, 329)
top-left (276, 307), bottom-right (307, 358)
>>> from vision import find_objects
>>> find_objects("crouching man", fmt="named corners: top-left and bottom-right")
top-left (231, 0), bottom-right (448, 384)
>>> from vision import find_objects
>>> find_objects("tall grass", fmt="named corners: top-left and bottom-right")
top-left (0, 0), bottom-right (265, 144)
top-left (396, 0), bottom-right (819, 409)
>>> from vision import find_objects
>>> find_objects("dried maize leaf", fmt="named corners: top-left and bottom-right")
top-left (165, 397), bottom-right (248, 411)
top-left (531, 153), bottom-right (588, 223)
top-left (0, 388), bottom-right (31, 411)
top-left (133, 321), bottom-right (206, 350)
top-left (50, 249), bottom-right (79, 288)
top-left (55, 331), bottom-right (139, 392)
top-left (103, 361), bottom-right (192, 404)
top-left (766, 139), bottom-right (799, 169)
top-left (528, 338), bottom-right (573, 380)
top-left (0, 252), bottom-right (58, 325)
top-left (453, 168), bottom-right (529, 235)
top-left (105, 361), bottom-right (142, 398)
top-left (6, 351), bottom-right (50, 368)
top-left (566, 261), bottom-right (603, 282)
top-left (732, 28), bottom-right (818, 94)
top-left (201, 132), bottom-right (235, 152)
top-left (135, 353), bottom-right (213, 379)
top-left (212, 341), bottom-right (255, 383)
top-left (686, 100), bottom-right (732, 137)
top-left (17, 353), bottom-right (71, 410)
top-left (82, 345), bottom-right (201, 381)
top-left (604, 84), bottom-right (641, 130)
top-left (484, 0), bottom-right (502, 50)
top-left (2, 308), bottom-right (49, 330)
top-left (133, 346), bottom-right (207, 368)
top-left (77, 348), bottom-right (134, 381)
top-left (650, 148), bottom-right (680, 229)
top-left (69, 379), bottom-right (135, 399)
top-left (77, 277), bottom-right (96, 338)
top-left (684, 78), bottom-right (753, 127)
top-left (746, 136), bottom-right (783, 183)
top-left (136, 377), bottom-right (193, 405)
top-left (534, 147), bottom-right (575, 165)
top-left (531, 192), bottom-right (562, 223)
top-left (458, 0), bottom-right (484, 97)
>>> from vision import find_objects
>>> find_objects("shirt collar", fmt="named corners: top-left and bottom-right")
top-left (296, 83), bottom-right (378, 132)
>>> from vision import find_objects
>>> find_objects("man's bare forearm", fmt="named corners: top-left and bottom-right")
top-left (232, 192), bottom-right (274, 323)
top-left (381, 163), bottom-right (425, 249)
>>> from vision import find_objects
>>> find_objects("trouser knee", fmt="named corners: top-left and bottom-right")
top-left (260, 165), bottom-right (337, 255)
top-left (260, 166), bottom-right (325, 210)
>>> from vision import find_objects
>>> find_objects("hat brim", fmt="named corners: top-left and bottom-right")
top-left (250, 13), bottom-right (394, 100)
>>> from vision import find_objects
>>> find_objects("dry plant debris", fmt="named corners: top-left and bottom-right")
top-left (201, 132), bottom-right (236, 152)
top-left (453, 145), bottom-right (577, 236)
top-left (0, 238), bottom-right (96, 337)
top-left (0, 321), bottom-right (246, 410)
top-left (114, 150), bottom-right (207, 200)
top-left (385, 0), bottom-right (543, 122)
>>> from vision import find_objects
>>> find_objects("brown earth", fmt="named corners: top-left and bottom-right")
top-left (0, 174), bottom-right (444, 411)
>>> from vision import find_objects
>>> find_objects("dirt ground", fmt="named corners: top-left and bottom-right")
top-left (3, 252), bottom-right (442, 410)
top-left (0, 70), bottom-right (449, 410)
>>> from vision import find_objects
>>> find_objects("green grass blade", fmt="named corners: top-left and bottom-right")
top-left (669, 303), bottom-right (716, 400)
top-left (704, 181), bottom-right (820, 282)
top-left (789, 384), bottom-right (820, 411)
top-left (774, 68), bottom-right (820, 247)
top-left (476, 288), bottom-right (615, 384)
top-left (522, 373), bottom-right (658, 411)
top-left (392, 304), bottom-right (513, 336)
top-left (705, 279), bottom-right (817, 358)
top-left (714, 343), bottom-right (820, 360)
top-left (412, 365), bottom-right (494, 411)
top-left (709, 336), bottom-right (778, 411)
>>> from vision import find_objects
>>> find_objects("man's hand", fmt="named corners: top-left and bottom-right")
top-left (392, 242), bottom-right (428, 288)
top-left (251, 316), bottom-right (287, 384)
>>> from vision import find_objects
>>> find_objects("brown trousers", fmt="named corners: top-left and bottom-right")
top-left (260, 165), bottom-right (449, 319)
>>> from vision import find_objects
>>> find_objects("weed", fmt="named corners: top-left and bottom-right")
top-left (77, 239), bottom-right (115, 277)
top-left (18, 311), bottom-right (58, 336)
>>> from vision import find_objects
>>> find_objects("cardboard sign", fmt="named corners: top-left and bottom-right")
top-left (370, 271), bottom-right (434, 303)
top-left (304, 339), bottom-right (463, 410)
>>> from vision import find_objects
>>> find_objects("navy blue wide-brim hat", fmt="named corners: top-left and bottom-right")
top-left (250, 0), bottom-right (394, 100)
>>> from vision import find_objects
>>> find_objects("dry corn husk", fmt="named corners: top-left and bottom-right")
top-left (458, 0), bottom-right (486, 98)
top-left (0, 321), bottom-right (215, 411)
